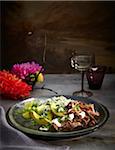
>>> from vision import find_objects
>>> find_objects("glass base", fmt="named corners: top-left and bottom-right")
top-left (73, 90), bottom-right (93, 97)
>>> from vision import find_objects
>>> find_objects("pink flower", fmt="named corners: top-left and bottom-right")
top-left (11, 61), bottom-right (43, 79)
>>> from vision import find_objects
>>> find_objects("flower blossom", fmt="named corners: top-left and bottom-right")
top-left (11, 61), bottom-right (43, 79)
top-left (0, 70), bottom-right (32, 100)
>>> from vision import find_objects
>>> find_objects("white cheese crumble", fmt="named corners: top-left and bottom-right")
top-left (61, 116), bottom-right (66, 121)
top-left (39, 127), bottom-right (49, 131)
top-left (69, 113), bottom-right (74, 121)
top-left (79, 111), bottom-right (86, 119)
top-left (52, 118), bottom-right (61, 127)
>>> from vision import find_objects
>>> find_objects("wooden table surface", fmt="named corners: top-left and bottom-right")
top-left (1, 74), bottom-right (115, 150)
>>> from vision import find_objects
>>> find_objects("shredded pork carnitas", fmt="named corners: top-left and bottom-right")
top-left (51, 101), bottom-right (100, 132)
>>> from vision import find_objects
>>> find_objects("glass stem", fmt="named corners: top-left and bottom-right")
top-left (81, 71), bottom-right (85, 92)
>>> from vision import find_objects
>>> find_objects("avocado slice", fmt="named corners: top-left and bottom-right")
top-left (37, 104), bottom-right (53, 120)
top-left (30, 110), bottom-right (51, 125)
top-left (50, 102), bottom-right (66, 117)
top-left (36, 104), bottom-right (46, 114)
top-left (22, 111), bottom-right (30, 119)
top-left (24, 101), bottom-right (34, 110)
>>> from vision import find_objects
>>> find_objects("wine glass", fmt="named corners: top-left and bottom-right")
top-left (71, 51), bottom-right (94, 97)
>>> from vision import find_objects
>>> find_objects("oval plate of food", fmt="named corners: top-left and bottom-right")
top-left (6, 95), bottom-right (109, 140)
